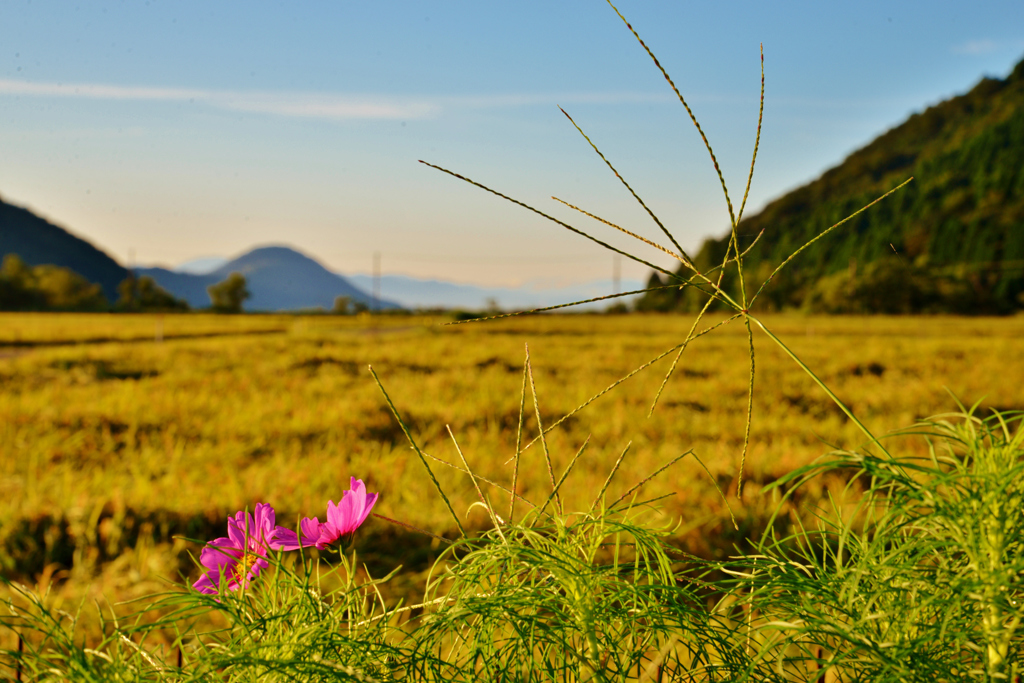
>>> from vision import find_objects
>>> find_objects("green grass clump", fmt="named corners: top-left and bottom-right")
top-left (411, 506), bottom-right (747, 681)
top-left (738, 408), bottom-right (1024, 681)
top-left (4, 549), bottom-right (406, 681)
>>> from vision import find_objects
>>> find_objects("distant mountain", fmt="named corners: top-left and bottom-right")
top-left (138, 245), bottom-right (398, 311)
top-left (347, 274), bottom-right (643, 311)
top-left (0, 196), bottom-right (128, 301)
top-left (641, 54), bottom-right (1024, 313)
top-left (174, 256), bottom-right (230, 275)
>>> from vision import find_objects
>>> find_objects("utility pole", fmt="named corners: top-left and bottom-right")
top-left (372, 251), bottom-right (381, 313)
top-left (613, 254), bottom-right (621, 295)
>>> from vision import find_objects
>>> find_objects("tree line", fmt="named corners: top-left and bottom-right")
top-left (0, 253), bottom-right (385, 314)
top-left (0, 253), bottom-right (232, 313)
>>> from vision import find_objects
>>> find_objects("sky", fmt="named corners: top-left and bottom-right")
top-left (1, 1), bottom-right (1022, 288)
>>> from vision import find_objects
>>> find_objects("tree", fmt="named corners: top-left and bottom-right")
top-left (116, 271), bottom-right (138, 310)
top-left (117, 273), bottom-right (189, 312)
top-left (207, 272), bottom-right (251, 313)
top-left (633, 272), bottom-right (678, 312)
top-left (332, 295), bottom-right (352, 315)
top-left (0, 254), bottom-right (40, 309)
top-left (0, 254), bottom-right (107, 311)
top-left (32, 265), bottom-right (107, 310)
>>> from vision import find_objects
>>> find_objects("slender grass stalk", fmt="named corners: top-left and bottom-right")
top-left (509, 348), bottom-right (529, 523)
top-left (648, 270), bottom-right (723, 416)
top-left (417, 161), bottom-right (679, 284)
top-left (551, 197), bottom-right (683, 265)
top-left (735, 44), bottom-right (765, 226)
top-left (589, 441), bottom-right (631, 515)
top-left (747, 315), bottom-right (891, 459)
top-left (447, 425), bottom-right (506, 532)
top-left (525, 344), bottom-right (560, 515)
top-left (608, 450), bottom-right (692, 510)
top-left (422, 3), bottom-right (910, 501)
top-left (370, 365), bottom-right (466, 538)
top-left (605, 0), bottom-right (738, 228)
top-left (518, 313), bottom-right (741, 454)
top-left (748, 177), bottom-right (914, 308)
top-left (736, 317), bottom-right (756, 499)
top-left (534, 436), bottom-right (590, 522)
top-left (557, 107), bottom-right (694, 268)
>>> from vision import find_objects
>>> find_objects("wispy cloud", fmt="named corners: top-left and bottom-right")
top-left (952, 39), bottom-right (998, 56)
top-left (218, 93), bottom-right (439, 120)
top-left (0, 79), bottom-right (209, 101)
top-left (443, 92), bottom-right (671, 108)
top-left (0, 78), bottom-right (669, 121)
top-left (0, 78), bottom-right (439, 120)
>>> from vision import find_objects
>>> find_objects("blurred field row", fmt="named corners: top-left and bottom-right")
top-left (0, 311), bottom-right (415, 345)
top-left (2, 311), bottom-right (1023, 614)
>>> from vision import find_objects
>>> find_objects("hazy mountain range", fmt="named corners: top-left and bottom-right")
top-left (0, 200), bottom-right (632, 311)
top-left (155, 251), bottom-right (639, 311)
top-left (136, 246), bottom-right (399, 311)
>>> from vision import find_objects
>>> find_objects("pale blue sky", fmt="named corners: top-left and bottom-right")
top-left (1, 1), bottom-right (1021, 286)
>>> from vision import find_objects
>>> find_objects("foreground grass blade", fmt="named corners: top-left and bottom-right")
top-left (419, 161), bottom-right (679, 281)
top-left (370, 365), bottom-right (467, 537)
top-left (736, 45), bottom-right (765, 226)
top-left (510, 348), bottom-right (529, 523)
top-left (520, 314), bottom-right (741, 453)
top-left (526, 344), bottom-right (560, 514)
top-left (606, 0), bottom-right (738, 227)
top-left (558, 106), bottom-right (693, 266)
top-left (747, 317), bottom-right (892, 459)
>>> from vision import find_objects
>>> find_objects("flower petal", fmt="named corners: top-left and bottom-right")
top-left (226, 510), bottom-right (251, 547)
top-left (193, 573), bottom-right (217, 594)
top-left (271, 527), bottom-right (301, 551)
top-left (314, 479), bottom-right (380, 548)
top-left (271, 516), bottom-right (323, 550)
top-left (319, 501), bottom-right (342, 547)
top-left (200, 538), bottom-right (241, 572)
top-left (253, 502), bottom-right (277, 544)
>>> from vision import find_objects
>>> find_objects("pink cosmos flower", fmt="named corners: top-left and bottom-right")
top-left (275, 477), bottom-right (378, 550)
top-left (193, 502), bottom-right (282, 595)
top-left (272, 515), bottom-right (324, 551)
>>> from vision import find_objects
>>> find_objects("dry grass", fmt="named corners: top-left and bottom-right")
top-left (1, 311), bottom-right (1022, 635)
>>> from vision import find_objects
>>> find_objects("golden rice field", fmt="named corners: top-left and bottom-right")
top-left (2, 311), bottom-right (1023, 619)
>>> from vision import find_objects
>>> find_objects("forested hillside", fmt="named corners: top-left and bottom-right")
top-left (0, 197), bottom-right (127, 301)
top-left (640, 56), bottom-right (1024, 314)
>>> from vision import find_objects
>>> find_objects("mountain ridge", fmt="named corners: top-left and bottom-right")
top-left (0, 196), bottom-right (128, 301)
top-left (641, 54), bottom-right (1024, 313)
